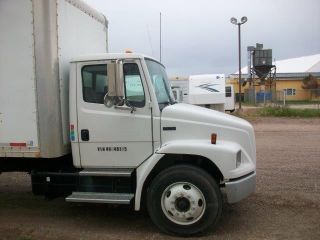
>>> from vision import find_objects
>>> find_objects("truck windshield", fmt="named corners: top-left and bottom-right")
top-left (145, 59), bottom-right (175, 110)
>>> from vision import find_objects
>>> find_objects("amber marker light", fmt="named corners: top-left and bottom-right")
top-left (211, 133), bottom-right (217, 144)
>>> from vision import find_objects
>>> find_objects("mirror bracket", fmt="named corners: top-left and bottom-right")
top-left (124, 99), bottom-right (136, 113)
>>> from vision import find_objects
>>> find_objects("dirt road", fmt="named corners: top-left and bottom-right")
top-left (1, 118), bottom-right (320, 240)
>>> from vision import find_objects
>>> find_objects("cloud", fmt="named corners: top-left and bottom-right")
top-left (84, 0), bottom-right (320, 76)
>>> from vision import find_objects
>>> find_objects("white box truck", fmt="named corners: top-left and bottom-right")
top-left (0, 0), bottom-right (256, 236)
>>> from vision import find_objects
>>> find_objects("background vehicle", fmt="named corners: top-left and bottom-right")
top-left (225, 84), bottom-right (236, 112)
top-left (0, 0), bottom-right (256, 236)
top-left (171, 75), bottom-right (236, 113)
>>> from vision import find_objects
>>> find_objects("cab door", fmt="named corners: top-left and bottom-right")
top-left (76, 59), bottom-right (153, 168)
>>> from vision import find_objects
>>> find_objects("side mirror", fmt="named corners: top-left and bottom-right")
top-left (104, 60), bottom-right (124, 107)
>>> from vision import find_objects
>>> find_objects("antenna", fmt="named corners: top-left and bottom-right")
top-left (160, 12), bottom-right (162, 62)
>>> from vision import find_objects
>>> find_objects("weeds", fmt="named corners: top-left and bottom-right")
top-left (258, 107), bottom-right (320, 117)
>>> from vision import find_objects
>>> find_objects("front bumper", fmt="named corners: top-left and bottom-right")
top-left (225, 171), bottom-right (256, 203)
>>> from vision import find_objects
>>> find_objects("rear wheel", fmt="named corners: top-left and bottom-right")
top-left (147, 165), bottom-right (222, 236)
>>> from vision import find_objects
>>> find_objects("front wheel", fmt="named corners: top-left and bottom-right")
top-left (147, 165), bottom-right (222, 236)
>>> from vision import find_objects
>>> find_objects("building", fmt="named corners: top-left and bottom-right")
top-left (228, 54), bottom-right (320, 101)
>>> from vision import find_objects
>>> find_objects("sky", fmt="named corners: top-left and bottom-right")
top-left (84, 0), bottom-right (320, 77)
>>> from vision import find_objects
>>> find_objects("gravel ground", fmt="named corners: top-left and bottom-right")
top-left (1, 117), bottom-right (320, 240)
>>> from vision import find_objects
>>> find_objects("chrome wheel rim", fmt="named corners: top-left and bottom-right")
top-left (161, 182), bottom-right (206, 225)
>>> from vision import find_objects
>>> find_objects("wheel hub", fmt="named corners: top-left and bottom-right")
top-left (175, 197), bottom-right (191, 212)
top-left (161, 182), bottom-right (206, 225)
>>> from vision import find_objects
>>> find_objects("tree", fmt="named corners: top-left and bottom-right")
top-left (302, 74), bottom-right (318, 89)
top-left (301, 74), bottom-right (319, 97)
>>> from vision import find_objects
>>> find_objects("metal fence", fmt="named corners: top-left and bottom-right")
top-left (244, 89), bottom-right (320, 109)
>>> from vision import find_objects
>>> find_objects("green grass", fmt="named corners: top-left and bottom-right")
top-left (258, 107), bottom-right (320, 117)
top-left (286, 100), bottom-right (320, 105)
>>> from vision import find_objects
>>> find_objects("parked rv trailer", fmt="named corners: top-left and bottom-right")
top-left (171, 74), bottom-right (226, 111)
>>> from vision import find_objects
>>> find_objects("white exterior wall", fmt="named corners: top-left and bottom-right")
top-left (0, 0), bottom-right (40, 157)
top-left (57, 0), bottom-right (108, 146)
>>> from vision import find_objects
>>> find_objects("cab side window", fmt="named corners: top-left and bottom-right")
top-left (82, 64), bottom-right (108, 104)
top-left (123, 63), bottom-right (145, 107)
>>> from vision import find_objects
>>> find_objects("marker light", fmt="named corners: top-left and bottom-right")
top-left (70, 124), bottom-right (75, 141)
top-left (125, 49), bottom-right (133, 53)
top-left (211, 133), bottom-right (217, 144)
top-left (10, 142), bottom-right (27, 147)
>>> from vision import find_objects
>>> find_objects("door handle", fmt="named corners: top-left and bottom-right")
top-left (81, 129), bottom-right (90, 141)
top-left (114, 105), bottom-right (136, 113)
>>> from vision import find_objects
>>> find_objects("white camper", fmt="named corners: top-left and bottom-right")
top-left (171, 74), bottom-right (226, 111)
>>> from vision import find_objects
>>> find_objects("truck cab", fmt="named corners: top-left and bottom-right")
top-left (69, 54), bottom-right (171, 168)
top-left (63, 53), bottom-right (256, 235)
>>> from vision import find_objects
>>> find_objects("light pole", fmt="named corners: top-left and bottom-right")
top-left (230, 16), bottom-right (247, 110)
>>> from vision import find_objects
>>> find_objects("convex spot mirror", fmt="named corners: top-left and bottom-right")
top-left (104, 60), bottom-right (124, 108)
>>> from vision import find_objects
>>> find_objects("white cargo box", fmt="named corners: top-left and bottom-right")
top-left (0, 0), bottom-right (108, 158)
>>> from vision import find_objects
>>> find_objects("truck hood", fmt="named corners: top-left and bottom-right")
top-left (160, 103), bottom-right (256, 164)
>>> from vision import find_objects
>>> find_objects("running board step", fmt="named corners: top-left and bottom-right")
top-left (79, 168), bottom-right (133, 177)
top-left (66, 192), bottom-right (134, 204)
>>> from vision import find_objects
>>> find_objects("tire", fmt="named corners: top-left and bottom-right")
top-left (147, 164), bottom-right (222, 236)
